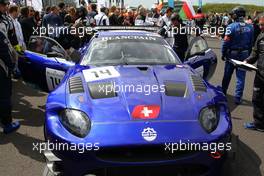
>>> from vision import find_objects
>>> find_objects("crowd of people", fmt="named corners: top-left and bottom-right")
top-left (0, 0), bottom-right (264, 133)
top-left (0, 1), bottom-right (263, 51)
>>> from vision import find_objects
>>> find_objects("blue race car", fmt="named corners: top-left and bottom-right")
top-left (18, 27), bottom-right (232, 176)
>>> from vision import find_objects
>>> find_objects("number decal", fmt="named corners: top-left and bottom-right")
top-left (49, 77), bottom-right (61, 89)
top-left (83, 66), bottom-right (120, 82)
top-left (46, 68), bottom-right (65, 91)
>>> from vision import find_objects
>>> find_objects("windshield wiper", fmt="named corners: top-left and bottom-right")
top-left (120, 51), bottom-right (129, 65)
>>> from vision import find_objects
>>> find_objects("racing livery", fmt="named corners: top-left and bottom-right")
top-left (18, 28), bottom-right (231, 176)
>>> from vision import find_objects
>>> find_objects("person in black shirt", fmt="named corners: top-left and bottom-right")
top-left (253, 16), bottom-right (261, 43)
top-left (0, 29), bottom-right (20, 134)
top-left (58, 2), bottom-right (67, 22)
top-left (244, 16), bottom-right (264, 132)
top-left (64, 7), bottom-right (76, 25)
top-left (171, 14), bottom-right (188, 62)
top-left (194, 8), bottom-right (206, 36)
top-left (19, 6), bottom-right (37, 45)
top-left (109, 8), bottom-right (119, 26)
top-left (0, 0), bottom-right (18, 46)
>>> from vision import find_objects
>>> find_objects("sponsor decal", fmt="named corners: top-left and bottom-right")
top-left (101, 36), bottom-right (157, 41)
top-left (132, 105), bottom-right (160, 119)
top-left (142, 127), bottom-right (157, 142)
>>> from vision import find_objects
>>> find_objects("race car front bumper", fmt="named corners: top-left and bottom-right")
top-left (43, 136), bottom-right (233, 176)
top-left (44, 105), bottom-right (232, 176)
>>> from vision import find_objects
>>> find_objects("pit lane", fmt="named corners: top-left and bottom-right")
top-left (0, 38), bottom-right (263, 176)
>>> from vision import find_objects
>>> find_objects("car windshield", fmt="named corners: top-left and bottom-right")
top-left (81, 35), bottom-right (179, 66)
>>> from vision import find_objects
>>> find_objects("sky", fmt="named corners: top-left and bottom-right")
top-left (124, 0), bottom-right (264, 8)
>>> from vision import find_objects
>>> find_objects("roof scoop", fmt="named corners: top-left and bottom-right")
top-left (137, 66), bottom-right (149, 71)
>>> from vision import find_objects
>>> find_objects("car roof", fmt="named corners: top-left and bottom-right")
top-left (97, 30), bottom-right (162, 38)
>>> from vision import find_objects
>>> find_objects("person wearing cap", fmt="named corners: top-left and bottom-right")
top-left (221, 6), bottom-right (254, 105)
top-left (0, 0), bottom-right (20, 134)
top-left (243, 16), bottom-right (264, 132)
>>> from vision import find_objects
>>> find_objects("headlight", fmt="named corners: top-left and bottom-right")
top-left (199, 106), bottom-right (219, 133)
top-left (59, 109), bottom-right (91, 138)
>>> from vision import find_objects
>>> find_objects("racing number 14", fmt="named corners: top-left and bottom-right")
top-left (83, 66), bottom-right (121, 82)
top-left (90, 69), bottom-right (112, 78)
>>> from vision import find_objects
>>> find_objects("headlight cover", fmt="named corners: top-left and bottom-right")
top-left (60, 109), bottom-right (91, 138)
top-left (199, 106), bottom-right (219, 133)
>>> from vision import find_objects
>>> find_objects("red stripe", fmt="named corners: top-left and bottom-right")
top-left (182, 2), bottom-right (194, 19)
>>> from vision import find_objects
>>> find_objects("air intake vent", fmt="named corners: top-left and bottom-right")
top-left (88, 82), bottom-right (117, 99)
top-left (164, 81), bottom-right (188, 97)
top-left (69, 77), bottom-right (84, 94)
top-left (137, 67), bottom-right (149, 71)
top-left (190, 75), bottom-right (207, 92)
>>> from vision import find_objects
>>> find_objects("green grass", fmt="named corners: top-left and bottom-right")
top-left (194, 3), bottom-right (264, 15)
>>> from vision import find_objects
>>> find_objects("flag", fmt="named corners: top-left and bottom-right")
top-left (179, 0), bottom-right (196, 20)
top-left (132, 105), bottom-right (160, 119)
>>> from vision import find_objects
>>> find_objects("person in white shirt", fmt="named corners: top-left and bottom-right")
top-left (8, 5), bottom-right (26, 50)
top-left (158, 7), bottom-right (173, 28)
top-left (94, 7), bottom-right (109, 26)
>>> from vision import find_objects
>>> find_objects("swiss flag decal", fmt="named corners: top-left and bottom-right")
top-left (132, 105), bottom-right (160, 119)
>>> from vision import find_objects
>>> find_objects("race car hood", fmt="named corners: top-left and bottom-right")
top-left (65, 65), bottom-right (216, 122)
